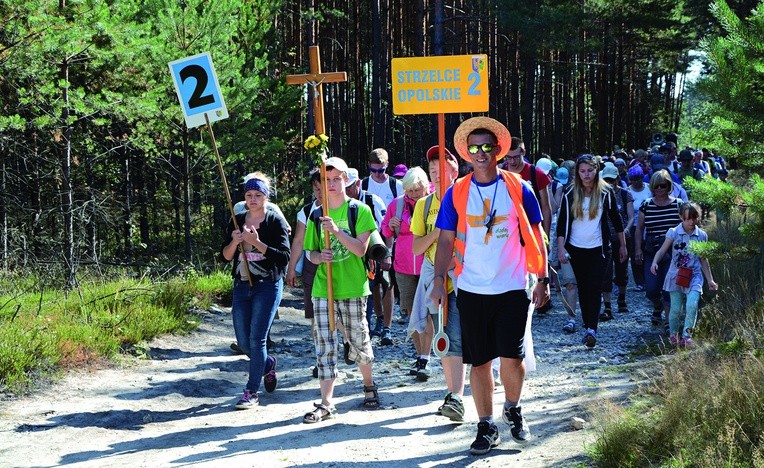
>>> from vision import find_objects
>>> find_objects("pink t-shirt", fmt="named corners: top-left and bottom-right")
top-left (381, 195), bottom-right (424, 275)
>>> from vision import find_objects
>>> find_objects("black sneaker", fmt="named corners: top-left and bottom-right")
top-left (380, 327), bottom-right (393, 346)
top-left (409, 358), bottom-right (423, 376)
top-left (470, 421), bottom-right (500, 455)
top-left (502, 405), bottom-right (531, 444)
top-left (235, 389), bottom-right (258, 410)
top-left (439, 392), bottom-right (465, 422)
top-left (599, 308), bottom-right (613, 321)
top-left (416, 359), bottom-right (430, 382)
top-left (263, 355), bottom-right (277, 393)
top-left (617, 300), bottom-right (629, 313)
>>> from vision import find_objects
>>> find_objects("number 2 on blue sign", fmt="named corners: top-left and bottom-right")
top-left (180, 64), bottom-right (215, 109)
top-left (467, 72), bottom-right (481, 96)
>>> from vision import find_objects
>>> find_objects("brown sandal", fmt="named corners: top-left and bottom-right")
top-left (362, 383), bottom-right (380, 409)
top-left (303, 403), bottom-right (336, 424)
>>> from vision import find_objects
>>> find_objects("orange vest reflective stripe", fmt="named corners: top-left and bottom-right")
top-left (452, 170), bottom-right (545, 276)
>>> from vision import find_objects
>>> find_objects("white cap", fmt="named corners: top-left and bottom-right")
top-left (536, 158), bottom-right (553, 175)
top-left (345, 168), bottom-right (359, 187)
top-left (324, 156), bottom-right (349, 173)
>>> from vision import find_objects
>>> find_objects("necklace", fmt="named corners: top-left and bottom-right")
top-left (473, 175), bottom-right (500, 236)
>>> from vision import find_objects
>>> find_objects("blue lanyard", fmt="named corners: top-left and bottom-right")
top-left (472, 175), bottom-right (500, 232)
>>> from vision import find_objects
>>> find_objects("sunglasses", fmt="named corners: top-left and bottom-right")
top-left (654, 183), bottom-right (669, 189)
top-left (467, 143), bottom-right (496, 154)
top-left (368, 166), bottom-right (387, 173)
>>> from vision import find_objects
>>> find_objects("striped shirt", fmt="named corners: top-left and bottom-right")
top-left (639, 198), bottom-right (681, 238)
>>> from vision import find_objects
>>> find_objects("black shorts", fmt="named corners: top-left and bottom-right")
top-left (457, 289), bottom-right (530, 366)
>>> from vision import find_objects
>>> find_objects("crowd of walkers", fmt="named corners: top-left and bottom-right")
top-left (219, 124), bottom-right (721, 456)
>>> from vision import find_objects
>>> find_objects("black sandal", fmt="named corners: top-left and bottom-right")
top-left (303, 402), bottom-right (336, 424)
top-left (362, 383), bottom-right (380, 409)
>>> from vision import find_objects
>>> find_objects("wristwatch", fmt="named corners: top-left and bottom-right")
top-left (537, 277), bottom-right (550, 285)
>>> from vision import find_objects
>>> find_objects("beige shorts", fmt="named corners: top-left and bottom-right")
top-left (556, 262), bottom-right (577, 286)
top-left (395, 272), bottom-right (419, 315)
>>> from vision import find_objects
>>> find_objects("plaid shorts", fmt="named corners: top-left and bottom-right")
top-left (312, 296), bottom-right (374, 380)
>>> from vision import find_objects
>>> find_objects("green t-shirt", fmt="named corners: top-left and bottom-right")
top-left (304, 199), bottom-right (376, 299)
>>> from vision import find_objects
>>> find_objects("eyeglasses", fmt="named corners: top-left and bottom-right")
top-left (654, 183), bottom-right (669, 189)
top-left (368, 166), bottom-right (387, 173)
top-left (505, 153), bottom-right (523, 160)
top-left (467, 143), bottom-right (496, 154)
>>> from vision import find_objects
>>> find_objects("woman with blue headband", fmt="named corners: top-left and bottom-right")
top-left (221, 172), bottom-right (291, 409)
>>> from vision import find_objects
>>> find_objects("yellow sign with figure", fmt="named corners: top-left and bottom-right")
top-left (391, 54), bottom-right (488, 115)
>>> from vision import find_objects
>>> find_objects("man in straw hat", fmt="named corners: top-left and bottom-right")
top-left (430, 117), bottom-right (550, 455)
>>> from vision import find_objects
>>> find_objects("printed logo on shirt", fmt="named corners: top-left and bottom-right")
top-left (466, 197), bottom-right (508, 244)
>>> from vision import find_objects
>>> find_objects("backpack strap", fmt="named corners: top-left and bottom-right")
top-left (529, 164), bottom-right (538, 195)
top-left (310, 199), bottom-right (361, 239)
top-left (422, 193), bottom-right (434, 232)
top-left (361, 177), bottom-right (369, 191)
top-left (392, 197), bottom-right (404, 237)
top-left (389, 177), bottom-right (397, 198)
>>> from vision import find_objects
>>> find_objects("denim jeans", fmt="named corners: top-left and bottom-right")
top-left (232, 278), bottom-right (283, 392)
top-left (644, 252), bottom-right (670, 308)
top-left (669, 290), bottom-right (701, 337)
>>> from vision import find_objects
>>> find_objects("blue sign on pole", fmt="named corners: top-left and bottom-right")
top-left (169, 52), bottom-right (229, 128)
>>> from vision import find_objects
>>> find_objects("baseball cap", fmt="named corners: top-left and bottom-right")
top-left (601, 163), bottom-right (619, 180)
top-left (393, 163), bottom-right (408, 178)
top-left (650, 154), bottom-right (666, 171)
top-left (344, 167), bottom-right (359, 187)
top-left (324, 156), bottom-right (349, 173)
top-left (555, 167), bottom-right (569, 184)
top-left (536, 157), bottom-right (553, 175)
top-left (678, 149), bottom-right (694, 161)
top-left (426, 145), bottom-right (457, 163)
top-left (627, 165), bottom-right (645, 179)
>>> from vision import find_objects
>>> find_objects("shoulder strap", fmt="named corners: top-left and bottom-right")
top-left (361, 178), bottom-right (369, 191)
top-left (499, 170), bottom-right (545, 275)
top-left (347, 199), bottom-right (359, 238)
top-left (363, 193), bottom-right (377, 222)
top-left (389, 177), bottom-right (398, 198)
top-left (529, 164), bottom-right (538, 192)
top-left (393, 197), bottom-right (404, 237)
top-left (302, 203), bottom-right (312, 220)
top-left (423, 193), bottom-right (434, 230)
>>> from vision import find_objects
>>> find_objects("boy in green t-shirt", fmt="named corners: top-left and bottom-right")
top-left (302, 157), bottom-right (379, 423)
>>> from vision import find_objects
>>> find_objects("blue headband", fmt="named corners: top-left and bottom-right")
top-left (243, 178), bottom-right (270, 198)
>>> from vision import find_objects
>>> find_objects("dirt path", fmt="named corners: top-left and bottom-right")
top-left (0, 285), bottom-right (656, 467)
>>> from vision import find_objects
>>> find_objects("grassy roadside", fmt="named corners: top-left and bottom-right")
top-left (0, 269), bottom-right (232, 394)
top-left (590, 207), bottom-right (764, 467)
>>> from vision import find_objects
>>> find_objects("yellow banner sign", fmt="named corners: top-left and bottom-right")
top-left (391, 55), bottom-right (489, 115)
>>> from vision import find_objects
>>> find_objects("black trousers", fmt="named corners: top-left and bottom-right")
top-left (567, 244), bottom-right (607, 331)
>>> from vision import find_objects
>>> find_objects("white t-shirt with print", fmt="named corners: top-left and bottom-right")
top-left (364, 176), bottom-right (403, 207)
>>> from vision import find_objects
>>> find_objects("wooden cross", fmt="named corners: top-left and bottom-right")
top-left (286, 46), bottom-right (347, 135)
top-left (286, 45), bottom-right (347, 333)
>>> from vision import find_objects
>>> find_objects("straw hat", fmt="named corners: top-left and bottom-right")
top-left (453, 117), bottom-right (511, 163)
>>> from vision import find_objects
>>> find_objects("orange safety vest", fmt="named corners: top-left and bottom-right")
top-left (452, 170), bottom-right (545, 276)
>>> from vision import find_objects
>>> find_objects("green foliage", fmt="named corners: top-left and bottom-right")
top-left (592, 351), bottom-right (764, 467)
top-left (0, 270), bottom-right (232, 394)
top-left (695, 0), bottom-right (764, 168)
